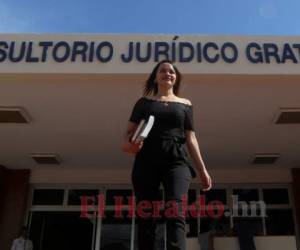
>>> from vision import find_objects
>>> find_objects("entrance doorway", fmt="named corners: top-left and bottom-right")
top-left (29, 212), bottom-right (95, 250)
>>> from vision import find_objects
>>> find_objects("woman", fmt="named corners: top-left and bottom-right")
top-left (121, 60), bottom-right (212, 250)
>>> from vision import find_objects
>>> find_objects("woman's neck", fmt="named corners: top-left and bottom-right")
top-left (156, 89), bottom-right (175, 98)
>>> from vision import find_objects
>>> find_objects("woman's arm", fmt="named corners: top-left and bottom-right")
top-left (185, 130), bottom-right (212, 191)
top-left (121, 121), bottom-right (143, 155)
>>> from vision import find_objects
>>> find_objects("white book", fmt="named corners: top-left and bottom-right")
top-left (131, 115), bottom-right (155, 143)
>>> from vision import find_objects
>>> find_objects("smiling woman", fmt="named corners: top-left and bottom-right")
top-left (121, 60), bottom-right (212, 250)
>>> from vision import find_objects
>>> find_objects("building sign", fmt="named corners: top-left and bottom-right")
top-left (1, 40), bottom-right (300, 64)
top-left (0, 34), bottom-right (300, 74)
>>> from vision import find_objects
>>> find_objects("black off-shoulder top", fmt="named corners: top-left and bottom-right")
top-left (129, 97), bottom-right (197, 178)
top-left (129, 97), bottom-right (194, 135)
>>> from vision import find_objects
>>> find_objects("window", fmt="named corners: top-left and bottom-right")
top-left (101, 210), bottom-right (132, 249)
top-left (29, 184), bottom-right (297, 247)
top-left (68, 189), bottom-right (99, 205)
top-left (29, 211), bottom-right (94, 250)
top-left (199, 211), bottom-right (231, 237)
top-left (105, 189), bottom-right (133, 206)
top-left (32, 189), bottom-right (64, 205)
top-left (200, 189), bottom-right (227, 205)
top-left (186, 216), bottom-right (198, 237)
top-left (233, 216), bottom-right (264, 236)
top-left (265, 209), bottom-right (295, 235)
top-left (188, 189), bottom-right (196, 204)
top-left (263, 188), bottom-right (289, 204)
top-left (232, 189), bottom-right (259, 203)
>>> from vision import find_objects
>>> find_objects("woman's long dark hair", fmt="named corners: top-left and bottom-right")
top-left (143, 60), bottom-right (182, 96)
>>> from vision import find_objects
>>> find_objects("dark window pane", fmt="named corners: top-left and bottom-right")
top-left (188, 189), bottom-right (196, 204)
top-left (199, 214), bottom-right (231, 249)
top-left (233, 189), bottom-right (259, 203)
top-left (232, 200), bottom-right (266, 218)
top-left (186, 216), bottom-right (198, 238)
top-left (200, 189), bottom-right (227, 204)
top-left (103, 210), bottom-right (132, 224)
top-left (101, 210), bottom-right (132, 250)
top-left (233, 216), bottom-right (264, 236)
top-left (263, 189), bottom-right (289, 204)
top-left (199, 211), bottom-right (231, 237)
top-left (29, 211), bottom-right (94, 250)
top-left (266, 209), bottom-right (295, 235)
top-left (215, 214), bottom-right (231, 236)
top-left (32, 189), bottom-right (64, 205)
top-left (106, 189), bottom-right (133, 206)
top-left (68, 189), bottom-right (99, 205)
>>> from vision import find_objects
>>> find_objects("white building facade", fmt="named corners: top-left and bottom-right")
top-left (0, 34), bottom-right (299, 250)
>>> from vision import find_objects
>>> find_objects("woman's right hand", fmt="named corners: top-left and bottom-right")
top-left (121, 140), bottom-right (143, 155)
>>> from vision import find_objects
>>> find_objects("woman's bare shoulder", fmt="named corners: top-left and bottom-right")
top-left (176, 97), bottom-right (192, 106)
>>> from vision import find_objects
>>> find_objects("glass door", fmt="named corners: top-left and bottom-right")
top-left (29, 211), bottom-right (96, 250)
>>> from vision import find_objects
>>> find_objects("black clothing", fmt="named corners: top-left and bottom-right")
top-left (130, 97), bottom-right (194, 132)
top-left (129, 97), bottom-right (197, 250)
top-left (132, 164), bottom-right (191, 250)
top-left (235, 221), bottom-right (257, 250)
top-left (129, 97), bottom-right (197, 179)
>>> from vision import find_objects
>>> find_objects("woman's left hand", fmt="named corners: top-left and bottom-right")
top-left (198, 169), bottom-right (212, 191)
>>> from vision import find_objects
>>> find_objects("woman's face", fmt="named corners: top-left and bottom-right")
top-left (155, 62), bottom-right (177, 89)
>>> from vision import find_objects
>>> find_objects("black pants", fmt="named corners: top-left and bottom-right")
top-left (132, 157), bottom-right (192, 250)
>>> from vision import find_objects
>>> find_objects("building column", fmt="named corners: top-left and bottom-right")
top-left (0, 166), bottom-right (30, 250)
